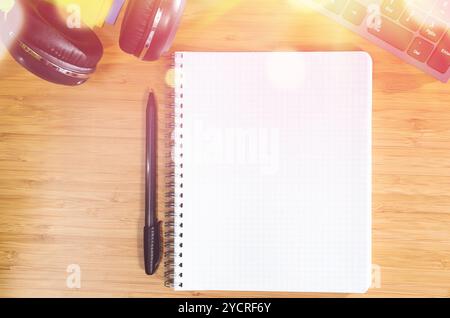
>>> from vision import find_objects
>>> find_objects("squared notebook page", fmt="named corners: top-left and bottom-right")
top-left (172, 52), bottom-right (372, 293)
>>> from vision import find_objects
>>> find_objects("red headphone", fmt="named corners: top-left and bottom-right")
top-left (0, 0), bottom-right (186, 85)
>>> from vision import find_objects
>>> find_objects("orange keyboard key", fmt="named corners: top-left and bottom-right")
top-left (420, 16), bottom-right (447, 42)
top-left (428, 31), bottom-right (450, 73)
top-left (407, 37), bottom-right (435, 62)
top-left (343, 0), bottom-right (366, 25)
top-left (381, 0), bottom-right (406, 20)
top-left (368, 16), bottom-right (413, 51)
top-left (399, 7), bottom-right (426, 32)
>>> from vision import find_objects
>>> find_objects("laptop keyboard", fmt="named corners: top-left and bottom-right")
top-left (305, 0), bottom-right (450, 82)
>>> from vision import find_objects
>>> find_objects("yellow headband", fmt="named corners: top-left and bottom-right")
top-left (45, 0), bottom-right (114, 28)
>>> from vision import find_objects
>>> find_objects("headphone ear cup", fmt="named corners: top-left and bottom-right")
top-left (119, 0), bottom-right (185, 61)
top-left (119, 0), bottom-right (160, 58)
top-left (1, 0), bottom-right (103, 85)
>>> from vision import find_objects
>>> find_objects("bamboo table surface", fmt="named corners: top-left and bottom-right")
top-left (0, 0), bottom-right (449, 297)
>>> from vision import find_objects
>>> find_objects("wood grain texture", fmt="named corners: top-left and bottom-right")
top-left (0, 0), bottom-right (449, 298)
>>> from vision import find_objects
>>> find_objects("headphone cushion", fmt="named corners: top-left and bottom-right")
top-left (119, 0), bottom-right (160, 57)
top-left (13, 0), bottom-right (103, 69)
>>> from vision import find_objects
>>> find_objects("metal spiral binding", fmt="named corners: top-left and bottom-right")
top-left (164, 53), bottom-right (184, 289)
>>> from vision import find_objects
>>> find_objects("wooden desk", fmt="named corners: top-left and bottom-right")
top-left (0, 0), bottom-right (449, 298)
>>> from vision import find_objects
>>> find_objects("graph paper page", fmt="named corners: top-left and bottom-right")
top-left (172, 52), bottom-right (372, 292)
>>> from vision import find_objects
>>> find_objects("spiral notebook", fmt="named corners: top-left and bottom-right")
top-left (164, 52), bottom-right (372, 293)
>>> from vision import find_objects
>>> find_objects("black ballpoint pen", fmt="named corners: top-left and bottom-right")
top-left (144, 90), bottom-right (162, 275)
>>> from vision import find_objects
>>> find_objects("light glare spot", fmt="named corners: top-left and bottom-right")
top-left (0, 0), bottom-right (23, 60)
top-left (165, 68), bottom-right (175, 88)
top-left (287, 0), bottom-right (313, 12)
top-left (265, 53), bottom-right (307, 91)
top-left (0, 0), bottom-right (15, 17)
